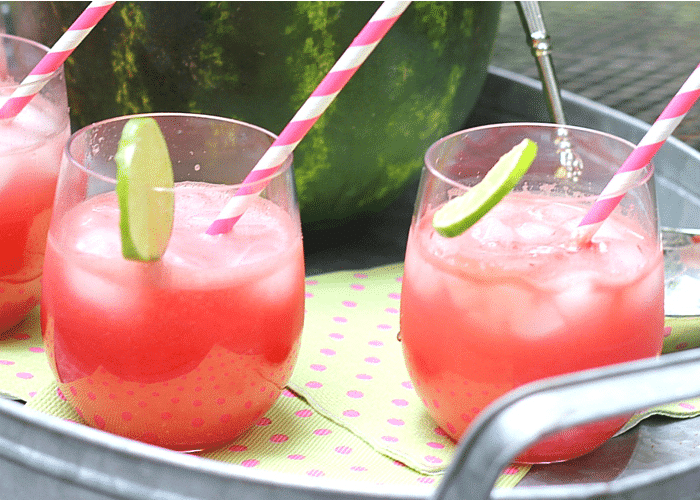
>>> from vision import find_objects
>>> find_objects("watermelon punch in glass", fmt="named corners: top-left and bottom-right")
top-left (399, 123), bottom-right (665, 463)
top-left (41, 114), bottom-right (305, 451)
top-left (0, 34), bottom-right (70, 333)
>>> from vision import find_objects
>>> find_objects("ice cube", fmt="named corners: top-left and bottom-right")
top-left (250, 258), bottom-right (302, 306)
top-left (604, 240), bottom-right (648, 282)
top-left (510, 299), bottom-right (565, 338)
top-left (67, 266), bottom-right (141, 316)
top-left (623, 262), bottom-right (664, 315)
top-left (469, 216), bottom-right (516, 248)
top-left (74, 226), bottom-right (122, 259)
top-left (485, 284), bottom-right (535, 335)
top-left (515, 222), bottom-right (556, 243)
top-left (553, 272), bottom-right (611, 321)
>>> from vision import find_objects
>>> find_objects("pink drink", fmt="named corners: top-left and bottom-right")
top-left (41, 183), bottom-right (305, 451)
top-left (0, 96), bottom-right (69, 332)
top-left (400, 191), bottom-right (664, 462)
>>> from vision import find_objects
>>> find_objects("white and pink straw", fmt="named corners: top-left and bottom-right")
top-left (0, 0), bottom-right (116, 120)
top-left (206, 1), bottom-right (411, 235)
top-left (574, 61), bottom-right (700, 245)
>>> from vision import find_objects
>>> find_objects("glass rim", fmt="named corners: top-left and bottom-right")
top-left (64, 112), bottom-right (294, 190)
top-left (424, 122), bottom-right (654, 191)
top-left (0, 33), bottom-right (64, 90)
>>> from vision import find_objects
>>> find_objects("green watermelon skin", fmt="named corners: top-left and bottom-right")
top-left (16, 2), bottom-right (501, 227)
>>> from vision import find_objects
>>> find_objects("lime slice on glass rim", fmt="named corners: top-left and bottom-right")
top-left (432, 138), bottom-right (538, 238)
top-left (115, 117), bottom-right (174, 261)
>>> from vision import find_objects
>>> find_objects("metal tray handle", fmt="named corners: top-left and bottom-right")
top-left (433, 348), bottom-right (700, 500)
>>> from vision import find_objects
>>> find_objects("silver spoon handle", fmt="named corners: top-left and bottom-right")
top-left (516, 1), bottom-right (567, 125)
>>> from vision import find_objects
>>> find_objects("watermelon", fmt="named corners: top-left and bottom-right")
top-left (14, 2), bottom-right (501, 228)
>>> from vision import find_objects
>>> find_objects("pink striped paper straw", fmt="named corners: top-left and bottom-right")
top-left (573, 61), bottom-right (700, 245)
top-left (0, 0), bottom-right (115, 120)
top-left (206, 1), bottom-right (411, 235)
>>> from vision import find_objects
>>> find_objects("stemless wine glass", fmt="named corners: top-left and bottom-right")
top-left (0, 33), bottom-right (70, 333)
top-left (41, 113), bottom-right (305, 451)
top-left (400, 123), bottom-right (664, 463)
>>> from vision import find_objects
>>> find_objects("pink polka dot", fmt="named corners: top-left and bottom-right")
top-left (28, 347), bottom-right (44, 353)
top-left (335, 446), bottom-right (352, 455)
top-left (385, 307), bottom-right (399, 314)
top-left (306, 279), bottom-right (318, 286)
top-left (241, 459), bottom-right (259, 468)
top-left (193, 400), bottom-right (203, 407)
top-left (343, 410), bottom-right (360, 418)
top-left (679, 402), bottom-right (697, 410)
top-left (368, 340), bottom-right (384, 347)
top-left (388, 418), bottom-right (405, 426)
top-left (434, 427), bottom-right (448, 436)
top-left (424, 455), bottom-right (443, 464)
top-left (220, 414), bottom-right (232, 423)
top-left (313, 428), bottom-right (332, 436)
top-left (307, 469), bottom-right (325, 477)
top-left (427, 442), bottom-right (445, 449)
top-left (503, 466), bottom-right (519, 475)
top-left (664, 326), bottom-right (672, 337)
top-left (328, 333), bottom-right (344, 340)
top-left (350, 466), bottom-right (367, 472)
top-left (56, 388), bottom-right (66, 400)
top-left (87, 392), bottom-right (96, 400)
top-left (401, 381), bottom-right (414, 389)
top-left (354, 273), bottom-right (368, 279)
top-left (356, 373), bottom-right (372, 380)
top-left (417, 477), bottom-right (435, 484)
top-left (396, 276), bottom-right (403, 282)
top-left (347, 390), bottom-right (364, 399)
top-left (310, 364), bottom-right (327, 371)
top-left (342, 301), bottom-right (357, 308)
top-left (0, 360), bottom-right (14, 365)
top-left (94, 414), bottom-right (106, 429)
top-left (306, 381), bottom-right (322, 389)
top-left (382, 436), bottom-right (398, 442)
top-left (121, 412), bottom-right (132, 421)
top-left (192, 418), bottom-right (205, 428)
top-left (333, 316), bottom-right (348, 323)
top-left (15, 372), bottom-right (33, 379)
top-left (376, 324), bottom-right (392, 330)
top-left (282, 389), bottom-right (295, 397)
top-left (257, 417), bottom-right (272, 426)
top-left (364, 357), bottom-right (380, 364)
top-left (270, 434), bottom-right (289, 443)
top-left (320, 348), bottom-right (336, 356)
top-left (350, 284), bottom-right (365, 291)
top-left (161, 412), bottom-right (172, 420)
top-left (28, 392), bottom-right (36, 398)
top-left (288, 454), bottom-right (305, 460)
top-left (295, 409), bottom-right (313, 418)
top-left (388, 293), bottom-right (400, 300)
top-left (392, 399), bottom-right (409, 407)
top-left (229, 444), bottom-right (248, 452)
top-left (305, 292), bottom-right (314, 298)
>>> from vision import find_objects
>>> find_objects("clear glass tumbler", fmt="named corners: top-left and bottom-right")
top-left (41, 113), bottom-right (305, 451)
top-left (400, 123), bottom-right (664, 463)
top-left (0, 34), bottom-right (70, 333)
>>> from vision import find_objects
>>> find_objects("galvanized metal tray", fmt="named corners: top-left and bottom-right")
top-left (3, 67), bottom-right (700, 500)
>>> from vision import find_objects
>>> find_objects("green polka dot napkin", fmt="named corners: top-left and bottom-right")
top-left (2, 264), bottom-right (700, 491)
top-left (0, 307), bottom-right (54, 401)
